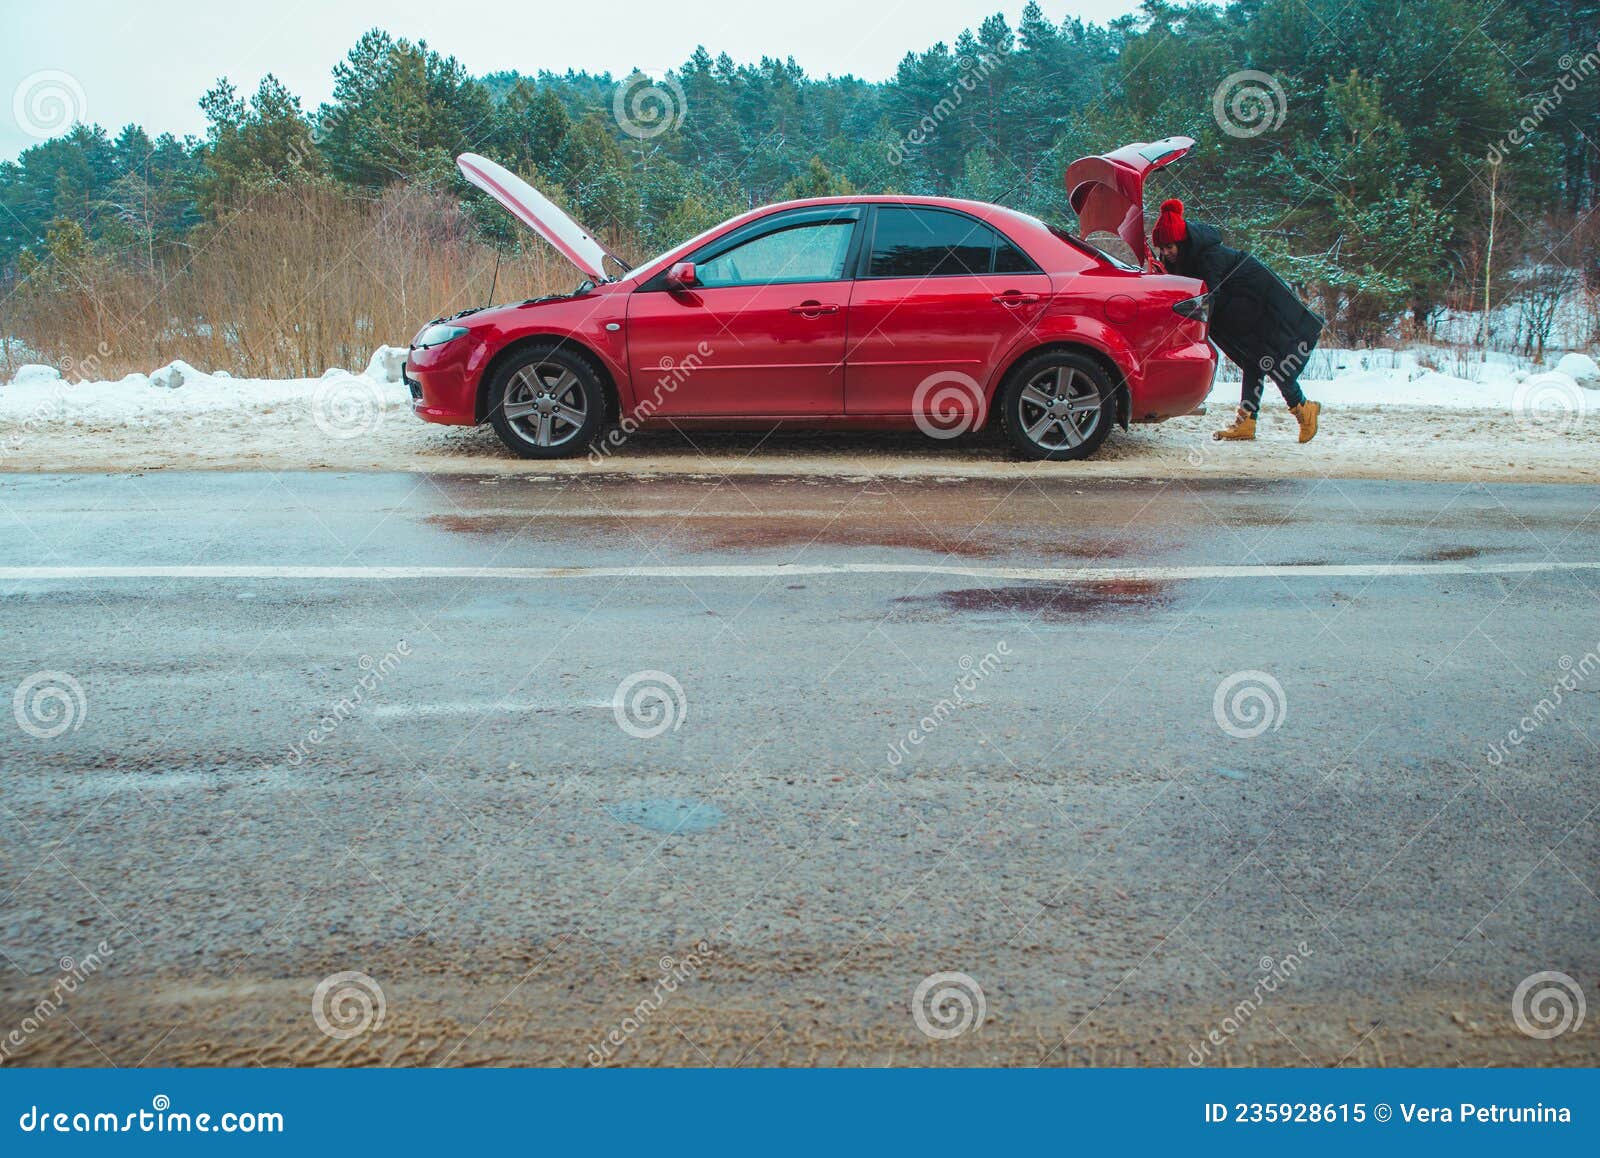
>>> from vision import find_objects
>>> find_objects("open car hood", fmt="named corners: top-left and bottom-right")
top-left (1064, 136), bottom-right (1195, 268)
top-left (457, 152), bottom-right (626, 282)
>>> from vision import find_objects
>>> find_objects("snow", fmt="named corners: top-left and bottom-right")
top-left (1555, 352), bottom-right (1599, 386)
top-left (10, 364), bottom-right (61, 387)
top-left (364, 345), bottom-right (408, 384)
top-left (0, 347), bottom-right (412, 426)
top-left (8, 343), bottom-right (1579, 425)
top-left (1205, 346), bottom-right (1592, 415)
top-left (1, 342), bottom-right (1594, 484)
top-left (148, 360), bottom-right (201, 390)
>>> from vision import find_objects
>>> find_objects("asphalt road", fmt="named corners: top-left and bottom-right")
top-left (1, 471), bottom-right (1597, 1066)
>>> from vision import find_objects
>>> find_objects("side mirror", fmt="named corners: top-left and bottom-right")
top-left (666, 261), bottom-right (697, 289)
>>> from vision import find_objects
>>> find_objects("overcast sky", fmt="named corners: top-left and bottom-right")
top-left (3, 0), bottom-right (1143, 161)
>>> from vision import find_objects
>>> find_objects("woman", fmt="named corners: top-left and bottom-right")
top-left (1151, 199), bottom-right (1322, 443)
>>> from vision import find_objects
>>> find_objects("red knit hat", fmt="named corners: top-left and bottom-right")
top-left (1151, 198), bottom-right (1187, 247)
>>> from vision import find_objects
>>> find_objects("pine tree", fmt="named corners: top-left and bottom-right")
top-left (196, 74), bottom-right (322, 214)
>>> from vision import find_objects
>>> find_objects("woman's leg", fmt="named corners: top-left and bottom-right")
top-left (1239, 364), bottom-right (1266, 416)
top-left (1215, 361), bottom-right (1261, 440)
top-left (1270, 352), bottom-right (1320, 443)
top-left (1271, 363), bottom-right (1306, 409)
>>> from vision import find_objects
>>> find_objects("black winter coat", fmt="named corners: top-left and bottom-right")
top-left (1165, 222), bottom-right (1324, 377)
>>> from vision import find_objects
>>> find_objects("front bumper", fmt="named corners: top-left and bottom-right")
top-left (406, 336), bottom-right (485, 426)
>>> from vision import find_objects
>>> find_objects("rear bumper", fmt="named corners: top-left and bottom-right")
top-left (1129, 339), bottom-right (1216, 422)
top-left (406, 339), bottom-right (483, 426)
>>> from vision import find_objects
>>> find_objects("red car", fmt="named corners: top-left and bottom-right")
top-left (406, 138), bottom-right (1215, 461)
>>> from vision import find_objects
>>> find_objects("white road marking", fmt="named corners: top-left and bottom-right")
top-left (0, 561), bottom-right (1596, 583)
top-left (369, 700), bottom-right (609, 719)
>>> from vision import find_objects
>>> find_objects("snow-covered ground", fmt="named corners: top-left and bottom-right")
top-left (1, 344), bottom-right (1596, 483)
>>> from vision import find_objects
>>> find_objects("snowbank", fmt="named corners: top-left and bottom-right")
top-left (1555, 352), bottom-right (1599, 386)
top-left (1205, 345), bottom-right (1594, 416)
top-left (10, 343), bottom-right (1591, 425)
top-left (0, 347), bottom-right (412, 429)
top-left (2, 341), bottom-right (1594, 484)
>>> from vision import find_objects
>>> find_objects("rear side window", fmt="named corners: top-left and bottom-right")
top-left (867, 207), bottom-right (1013, 278)
top-left (993, 240), bottom-right (1035, 273)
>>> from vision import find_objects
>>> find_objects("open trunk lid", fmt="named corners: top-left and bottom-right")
top-left (1064, 136), bottom-right (1195, 268)
top-left (456, 152), bottom-right (627, 282)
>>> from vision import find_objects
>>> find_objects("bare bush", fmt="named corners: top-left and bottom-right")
top-left (1512, 265), bottom-right (1574, 362)
top-left (4, 184), bottom-right (578, 380)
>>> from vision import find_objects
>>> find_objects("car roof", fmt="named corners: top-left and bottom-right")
top-left (757, 193), bottom-right (1025, 218)
top-left (621, 194), bottom-right (1068, 286)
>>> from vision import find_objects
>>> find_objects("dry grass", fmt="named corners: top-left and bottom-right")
top-left (3, 185), bottom-right (578, 380)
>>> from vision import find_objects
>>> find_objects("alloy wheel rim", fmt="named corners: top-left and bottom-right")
top-left (501, 364), bottom-right (588, 448)
top-left (1018, 365), bottom-right (1102, 450)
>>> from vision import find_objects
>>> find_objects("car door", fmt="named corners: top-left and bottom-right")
top-left (625, 207), bottom-right (861, 417)
top-left (844, 205), bottom-right (1052, 416)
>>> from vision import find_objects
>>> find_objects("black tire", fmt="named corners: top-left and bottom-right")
top-left (486, 344), bottom-right (607, 459)
top-left (997, 349), bottom-right (1116, 461)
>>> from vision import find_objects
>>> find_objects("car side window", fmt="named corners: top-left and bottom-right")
top-left (694, 221), bottom-right (856, 288)
top-left (867, 207), bottom-right (1017, 278)
top-left (993, 239), bottom-right (1036, 274)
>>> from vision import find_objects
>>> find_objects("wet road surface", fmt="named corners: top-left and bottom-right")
top-left (2, 472), bottom-right (1598, 1065)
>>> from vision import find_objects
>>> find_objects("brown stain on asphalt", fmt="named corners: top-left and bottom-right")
top-left (425, 513), bottom-right (545, 535)
top-left (690, 524), bottom-right (1138, 559)
top-left (424, 512), bottom-right (1140, 560)
top-left (1419, 545), bottom-right (1484, 561)
top-left (892, 580), bottom-right (1170, 622)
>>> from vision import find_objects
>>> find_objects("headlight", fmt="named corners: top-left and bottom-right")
top-left (413, 323), bottom-right (469, 349)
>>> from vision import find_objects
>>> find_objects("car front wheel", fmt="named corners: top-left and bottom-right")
top-left (998, 350), bottom-right (1115, 461)
top-left (486, 345), bottom-right (606, 459)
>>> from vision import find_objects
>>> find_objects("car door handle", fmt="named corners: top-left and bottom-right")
top-left (992, 292), bottom-right (1040, 306)
top-left (790, 301), bottom-right (839, 315)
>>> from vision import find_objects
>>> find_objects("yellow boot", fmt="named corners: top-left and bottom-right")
top-left (1291, 400), bottom-right (1320, 443)
top-left (1212, 406), bottom-right (1257, 441)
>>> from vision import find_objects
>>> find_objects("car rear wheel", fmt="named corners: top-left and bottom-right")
top-left (998, 350), bottom-right (1115, 461)
top-left (486, 346), bottom-right (605, 459)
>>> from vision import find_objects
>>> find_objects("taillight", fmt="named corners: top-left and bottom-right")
top-left (1172, 294), bottom-right (1211, 323)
